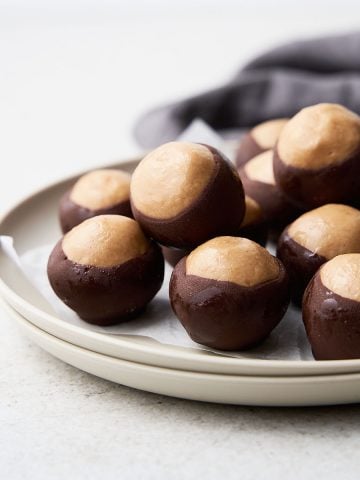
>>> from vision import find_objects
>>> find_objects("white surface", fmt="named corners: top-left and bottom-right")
top-left (1, 1), bottom-right (360, 479)
top-left (1, 0), bottom-right (360, 210)
top-left (2, 301), bottom-right (360, 480)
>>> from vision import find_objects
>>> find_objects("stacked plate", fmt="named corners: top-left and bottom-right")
top-left (1, 156), bottom-right (360, 406)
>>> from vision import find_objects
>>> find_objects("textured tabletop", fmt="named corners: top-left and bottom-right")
top-left (2, 312), bottom-right (360, 480)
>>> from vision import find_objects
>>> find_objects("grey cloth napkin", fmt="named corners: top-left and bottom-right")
top-left (134, 32), bottom-right (360, 148)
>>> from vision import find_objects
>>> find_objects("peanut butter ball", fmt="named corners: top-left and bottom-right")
top-left (161, 195), bottom-right (267, 268)
top-left (235, 118), bottom-right (288, 168)
top-left (59, 169), bottom-right (132, 233)
top-left (273, 104), bottom-right (360, 209)
top-left (170, 237), bottom-right (290, 350)
top-left (303, 254), bottom-right (360, 360)
top-left (277, 204), bottom-right (360, 304)
top-left (130, 142), bottom-right (245, 249)
top-left (240, 150), bottom-right (299, 228)
top-left (48, 215), bottom-right (164, 325)
top-left (237, 195), bottom-right (268, 246)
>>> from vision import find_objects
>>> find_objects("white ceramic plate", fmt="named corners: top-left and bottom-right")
top-left (2, 158), bottom-right (360, 377)
top-left (5, 300), bottom-right (360, 406)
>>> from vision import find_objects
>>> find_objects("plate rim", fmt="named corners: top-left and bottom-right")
top-left (7, 301), bottom-right (360, 407)
top-left (9, 300), bottom-right (360, 383)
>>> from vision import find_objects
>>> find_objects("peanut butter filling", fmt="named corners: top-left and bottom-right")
top-left (320, 254), bottom-right (360, 302)
top-left (277, 104), bottom-right (360, 169)
top-left (251, 118), bottom-right (288, 149)
top-left (186, 236), bottom-right (279, 287)
top-left (288, 204), bottom-right (360, 259)
top-left (241, 196), bottom-right (262, 227)
top-left (130, 142), bottom-right (216, 219)
top-left (62, 215), bottom-right (149, 267)
top-left (244, 150), bottom-right (275, 185)
top-left (70, 169), bottom-right (131, 210)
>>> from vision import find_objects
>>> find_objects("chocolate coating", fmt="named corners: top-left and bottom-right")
top-left (273, 105), bottom-right (360, 210)
top-left (235, 132), bottom-right (263, 168)
top-left (162, 195), bottom-right (267, 267)
top-left (277, 229), bottom-right (326, 305)
top-left (170, 257), bottom-right (290, 351)
top-left (277, 204), bottom-right (360, 304)
top-left (162, 223), bottom-right (267, 268)
top-left (273, 147), bottom-right (360, 210)
top-left (235, 119), bottom-right (288, 168)
top-left (240, 159), bottom-right (299, 229)
top-left (131, 144), bottom-right (245, 249)
top-left (47, 240), bottom-right (164, 325)
top-left (236, 196), bottom-right (268, 246)
top-left (161, 246), bottom-right (190, 268)
top-left (303, 271), bottom-right (360, 360)
top-left (237, 221), bottom-right (267, 247)
top-left (59, 190), bottom-right (132, 234)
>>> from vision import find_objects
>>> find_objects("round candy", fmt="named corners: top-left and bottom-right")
top-left (303, 254), bottom-right (360, 360)
top-left (237, 195), bottom-right (268, 246)
top-left (48, 215), bottom-right (164, 325)
top-left (59, 169), bottom-right (132, 233)
top-left (240, 150), bottom-right (298, 227)
top-left (277, 204), bottom-right (360, 304)
top-left (161, 194), bottom-right (267, 268)
top-left (273, 103), bottom-right (360, 209)
top-left (170, 236), bottom-right (290, 350)
top-left (130, 142), bottom-right (245, 249)
top-left (235, 118), bottom-right (288, 168)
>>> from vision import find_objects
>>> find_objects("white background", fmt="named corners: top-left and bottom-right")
top-left (1, 0), bottom-right (360, 209)
top-left (1, 1), bottom-right (360, 479)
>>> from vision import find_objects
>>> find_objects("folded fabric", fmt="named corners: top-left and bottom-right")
top-left (134, 32), bottom-right (360, 148)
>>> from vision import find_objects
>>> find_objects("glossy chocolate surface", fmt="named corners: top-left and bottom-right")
top-left (237, 222), bottom-right (268, 247)
top-left (303, 273), bottom-right (360, 360)
top-left (162, 224), bottom-right (267, 268)
top-left (162, 224), bottom-right (267, 267)
top-left (273, 147), bottom-right (360, 210)
top-left (47, 240), bottom-right (164, 325)
top-left (169, 257), bottom-right (290, 351)
top-left (59, 190), bottom-right (133, 234)
top-left (131, 145), bottom-right (245, 249)
top-left (235, 132), bottom-right (263, 168)
top-left (240, 167), bottom-right (300, 228)
top-left (277, 228), bottom-right (326, 305)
